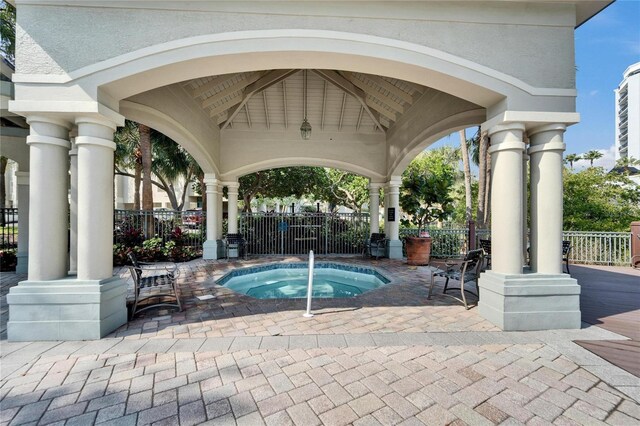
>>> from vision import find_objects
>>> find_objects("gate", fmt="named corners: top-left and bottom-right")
top-left (240, 212), bottom-right (369, 255)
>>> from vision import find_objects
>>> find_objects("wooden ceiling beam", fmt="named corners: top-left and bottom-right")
top-left (201, 72), bottom-right (262, 109)
top-left (344, 73), bottom-right (406, 114)
top-left (209, 95), bottom-right (242, 117)
top-left (191, 74), bottom-right (239, 99)
top-left (312, 69), bottom-right (385, 131)
top-left (353, 72), bottom-right (415, 104)
top-left (365, 99), bottom-right (397, 123)
top-left (222, 69), bottom-right (299, 129)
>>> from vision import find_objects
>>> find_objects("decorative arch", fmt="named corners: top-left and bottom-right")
top-left (119, 101), bottom-right (217, 174)
top-left (388, 109), bottom-right (486, 176)
top-left (222, 157), bottom-right (384, 181)
top-left (63, 30), bottom-right (572, 108)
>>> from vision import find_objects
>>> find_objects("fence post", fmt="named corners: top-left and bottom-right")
top-left (468, 220), bottom-right (476, 251)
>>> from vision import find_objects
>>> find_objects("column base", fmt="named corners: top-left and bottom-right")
top-left (7, 277), bottom-right (128, 341)
top-left (478, 270), bottom-right (581, 331)
top-left (387, 239), bottom-right (403, 259)
top-left (203, 239), bottom-right (225, 260)
top-left (15, 251), bottom-right (28, 274)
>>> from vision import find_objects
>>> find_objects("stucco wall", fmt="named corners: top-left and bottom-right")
top-left (15, 1), bottom-right (576, 90)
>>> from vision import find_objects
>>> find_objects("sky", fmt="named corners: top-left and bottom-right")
top-left (433, 0), bottom-right (640, 171)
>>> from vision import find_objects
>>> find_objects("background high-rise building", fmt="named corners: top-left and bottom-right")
top-left (614, 62), bottom-right (640, 162)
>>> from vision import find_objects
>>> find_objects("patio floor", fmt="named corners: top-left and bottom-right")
top-left (1, 257), bottom-right (639, 425)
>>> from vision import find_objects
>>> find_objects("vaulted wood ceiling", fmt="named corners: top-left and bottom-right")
top-left (181, 69), bottom-right (425, 133)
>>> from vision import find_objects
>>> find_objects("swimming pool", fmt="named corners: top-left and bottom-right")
top-left (217, 263), bottom-right (390, 299)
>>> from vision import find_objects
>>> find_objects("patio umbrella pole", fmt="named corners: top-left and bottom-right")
top-left (304, 250), bottom-right (315, 318)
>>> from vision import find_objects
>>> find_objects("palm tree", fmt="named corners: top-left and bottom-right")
top-left (583, 150), bottom-right (603, 166)
top-left (564, 153), bottom-right (581, 170)
top-left (458, 129), bottom-right (473, 223)
top-left (469, 128), bottom-right (489, 228)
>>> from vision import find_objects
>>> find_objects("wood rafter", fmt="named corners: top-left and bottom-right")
top-left (345, 74), bottom-right (406, 115)
top-left (312, 69), bottom-right (384, 131)
top-left (282, 80), bottom-right (288, 129)
top-left (356, 106), bottom-right (364, 131)
top-left (201, 72), bottom-right (262, 109)
top-left (338, 93), bottom-right (347, 130)
top-left (222, 69), bottom-right (299, 129)
top-left (191, 74), bottom-right (240, 99)
top-left (263, 91), bottom-right (270, 129)
top-left (321, 81), bottom-right (327, 130)
top-left (351, 72), bottom-right (414, 104)
top-left (209, 95), bottom-right (242, 117)
top-left (365, 99), bottom-right (397, 123)
top-left (245, 104), bottom-right (251, 128)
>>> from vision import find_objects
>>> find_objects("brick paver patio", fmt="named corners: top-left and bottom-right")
top-left (1, 257), bottom-right (639, 425)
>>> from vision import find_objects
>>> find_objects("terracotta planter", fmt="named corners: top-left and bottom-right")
top-left (405, 236), bottom-right (432, 266)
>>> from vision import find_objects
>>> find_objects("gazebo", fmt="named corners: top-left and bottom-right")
top-left (5, 0), bottom-right (610, 340)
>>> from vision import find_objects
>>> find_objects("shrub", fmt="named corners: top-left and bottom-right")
top-left (0, 249), bottom-right (17, 272)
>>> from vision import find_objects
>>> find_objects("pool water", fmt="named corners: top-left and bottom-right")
top-left (218, 263), bottom-right (390, 299)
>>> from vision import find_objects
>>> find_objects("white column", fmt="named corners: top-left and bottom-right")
top-left (69, 137), bottom-right (78, 275)
top-left (383, 185), bottom-right (390, 236)
top-left (225, 181), bottom-right (240, 234)
top-left (522, 152), bottom-right (529, 268)
top-left (26, 117), bottom-right (71, 280)
top-left (488, 123), bottom-right (525, 275)
top-left (203, 174), bottom-right (220, 259)
top-left (216, 184), bottom-right (223, 238)
top-left (369, 182), bottom-right (382, 235)
top-left (14, 171), bottom-right (29, 274)
top-left (386, 176), bottom-right (402, 259)
top-left (529, 124), bottom-right (566, 274)
top-left (75, 118), bottom-right (117, 281)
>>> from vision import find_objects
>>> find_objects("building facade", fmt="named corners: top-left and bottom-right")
top-left (615, 62), bottom-right (640, 162)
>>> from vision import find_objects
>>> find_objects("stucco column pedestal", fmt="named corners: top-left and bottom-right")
top-left (216, 184), bottom-right (225, 258)
top-left (203, 174), bottom-right (222, 259)
top-left (68, 138), bottom-right (78, 275)
top-left (386, 177), bottom-right (402, 259)
top-left (478, 122), bottom-right (580, 331)
top-left (14, 171), bottom-right (29, 274)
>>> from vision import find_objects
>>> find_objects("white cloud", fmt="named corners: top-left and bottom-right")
top-left (574, 145), bottom-right (617, 171)
top-left (589, 90), bottom-right (599, 97)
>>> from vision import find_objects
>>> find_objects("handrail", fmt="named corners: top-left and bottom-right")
top-left (304, 250), bottom-right (315, 318)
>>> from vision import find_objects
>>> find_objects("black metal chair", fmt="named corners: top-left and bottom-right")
top-left (479, 239), bottom-right (492, 269)
top-left (127, 252), bottom-right (182, 319)
top-left (362, 233), bottom-right (387, 260)
top-left (428, 249), bottom-right (484, 310)
top-left (562, 240), bottom-right (571, 273)
top-left (225, 233), bottom-right (247, 260)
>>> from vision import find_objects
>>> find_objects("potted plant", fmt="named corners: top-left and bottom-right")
top-left (400, 151), bottom-right (456, 265)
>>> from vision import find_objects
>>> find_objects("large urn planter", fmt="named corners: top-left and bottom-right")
top-left (405, 236), bottom-right (432, 266)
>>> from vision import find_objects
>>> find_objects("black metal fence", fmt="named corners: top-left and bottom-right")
top-left (240, 212), bottom-right (370, 255)
top-left (1, 208), bottom-right (18, 250)
top-left (114, 209), bottom-right (205, 248)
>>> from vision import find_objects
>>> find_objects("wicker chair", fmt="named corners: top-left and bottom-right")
top-left (127, 252), bottom-right (182, 319)
top-left (428, 249), bottom-right (484, 310)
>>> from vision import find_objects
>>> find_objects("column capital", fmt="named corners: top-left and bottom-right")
top-left (75, 116), bottom-right (120, 131)
top-left (15, 171), bottom-right (29, 186)
top-left (75, 136), bottom-right (116, 151)
top-left (26, 134), bottom-right (70, 149)
top-left (369, 182), bottom-right (384, 191)
top-left (26, 115), bottom-right (72, 130)
top-left (527, 123), bottom-right (567, 138)
top-left (487, 122), bottom-right (526, 138)
top-left (387, 176), bottom-right (402, 187)
top-left (222, 181), bottom-right (240, 191)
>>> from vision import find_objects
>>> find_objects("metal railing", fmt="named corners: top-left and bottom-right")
top-left (563, 231), bottom-right (632, 266)
top-left (1, 208), bottom-right (18, 250)
top-left (240, 212), bottom-right (369, 255)
top-left (114, 209), bottom-right (205, 248)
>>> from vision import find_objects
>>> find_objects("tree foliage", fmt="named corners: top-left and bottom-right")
top-left (563, 166), bottom-right (640, 232)
top-left (399, 147), bottom-right (458, 230)
top-left (0, 1), bottom-right (15, 66)
top-left (114, 120), bottom-right (201, 211)
top-left (314, 169), bottom-right (370, 213)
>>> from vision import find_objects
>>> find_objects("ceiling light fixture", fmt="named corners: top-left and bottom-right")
top-left (300, 70), bottom-right (312, 140)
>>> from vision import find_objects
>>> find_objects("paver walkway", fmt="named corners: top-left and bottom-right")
top-left (1, 257), bottom-right (639, 425)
